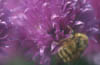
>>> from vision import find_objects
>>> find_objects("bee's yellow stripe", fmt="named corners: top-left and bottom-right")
top-left (62, 50), bottom-right (68, 57)
top-left (64, 48), bottom-right (72, 55)
top-left (62, 50), bottom-right (70, 62)
top-left (63, 48), bottom-right (72, 61)
top-left (58, 50), bottom-right (67, 62)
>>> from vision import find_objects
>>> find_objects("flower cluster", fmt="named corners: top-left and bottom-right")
top-left (0, 0), bottom-right (100, 65)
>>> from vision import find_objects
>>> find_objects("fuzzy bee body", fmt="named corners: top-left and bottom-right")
top-left (57, 33), bottom-right (88, 63)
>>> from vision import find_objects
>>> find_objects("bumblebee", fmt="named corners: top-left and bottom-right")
top-left (57, 32), bottom-right (88, 63)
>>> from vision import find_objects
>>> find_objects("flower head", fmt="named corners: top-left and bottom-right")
top-left (0, 0), bottom-right (100, 65)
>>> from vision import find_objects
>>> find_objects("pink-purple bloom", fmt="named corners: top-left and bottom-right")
top-left (0, 0), bottom-right (100, 65)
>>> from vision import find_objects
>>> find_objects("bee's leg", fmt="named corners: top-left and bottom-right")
top-left (67, 25), bottom-right (76, 39)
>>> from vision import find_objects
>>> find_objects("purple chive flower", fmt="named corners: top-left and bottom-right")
top-left (0, 0), bottom-right (14, 64)
top-left (0, 0), bottom-right (27, 64)
top-left (0, 0), bottom-right (100, 65)
top-left (89, 0), bottom-right (100, 20)
top-left (0, 0), bottom-right (9, 53)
